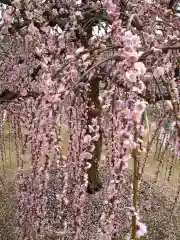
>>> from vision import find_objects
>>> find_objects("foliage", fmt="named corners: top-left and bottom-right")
top-left (0, 0), bottom-right (179, 239)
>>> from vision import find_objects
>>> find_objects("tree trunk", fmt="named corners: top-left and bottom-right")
top-left (87, 77), bottom-right (103, 194)
top-left (74, 16), bottom-right (103, 194)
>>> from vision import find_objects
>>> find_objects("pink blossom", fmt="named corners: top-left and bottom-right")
top-left (175, 140), bottom-right (180, 156)
top-left (85, 162), bottom-right (91, 169)
top-left (75, 11), bottom-right (82, 17)
top-left (80, 152), bottom-right (92, 160)
top-left (75, 0), bottom-right (82, 5)
top-left (139, 81), bottom-right (146, 91)
top-left (126, 70), bottom-right (138, 82)
top-left (63, 197), bottom-right (69, 205)
top-left (76, 47), bottom-right (85, 54)
top-left (41, 26), bottom-right (50, 34)
top-left (152, 47), bottom-right (163, 55)
top-left (134, 62), bottom-right (146, 75)
top-left (123, 139), bottom-right (131, 148)
top-left (122, 161), bottom-right (128, 170)
top-left (66, 55), bottom-right (75, 61)
top-left (132, 86), bottom-right (142, 93)
top-left (79, 193), bottom-right (86, 203)
top-left (13, 0), bottom-right (21, 7)
top-left (133, 111), bottom-right (142, 123)
top-left (134, 101), bottom-right (147, 113)
top-left (123, 107), bottom-right (132, 119)
top-left (88, 125), bottom-right (94, 133)
top-left (20, 88), bottom-right (27, 97)
top-left (28, 23), bottom-right (38, 35)
top-left (92, 134), bottom-right (100, 142)
top-left (131, 35), bottom-right (141, 48)
top-left (136, 221), bottom-right (147, 237)
top-left (3, 10), bottom-right (13, 23)
top-left (83, 134), bottom-right (92, 144)
top-left (82, 53), bottom-right (89, 61)
top-left (153, 66), bottom-right (165, 78)
top-left (89, 145), bottom-right (95, 152)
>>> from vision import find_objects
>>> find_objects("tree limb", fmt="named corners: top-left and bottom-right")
top-left (0, 89), bottom-right (39, 104)
top-left (168, 0), bottom-right (178, 9)
top-left (139, 45), bottom-right (180, 61)
top-left (0, 0), bottom-right (12, 6)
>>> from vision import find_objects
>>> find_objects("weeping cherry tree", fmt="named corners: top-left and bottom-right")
top-left (0, 0), bottom-right (179, 239)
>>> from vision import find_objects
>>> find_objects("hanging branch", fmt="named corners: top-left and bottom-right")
top-left (0, 44), bottom-right (179, 107)
top-left (161, 73), bottom-right (180, 137)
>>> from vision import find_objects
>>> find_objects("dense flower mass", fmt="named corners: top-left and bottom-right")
top-left (0, 0), bottom-right (179, 239)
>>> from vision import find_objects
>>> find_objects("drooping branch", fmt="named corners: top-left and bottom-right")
top-left (139, 45), bottom-right (180, 61)
top-left (60, 46), bottom-right (180, 108)
top-left (0, 47), bottom-right (178, 106)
